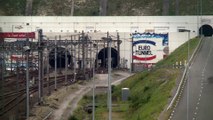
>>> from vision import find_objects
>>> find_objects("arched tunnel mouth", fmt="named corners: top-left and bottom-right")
top-left (49, 47), bottom-right (72, 68)
top-left (98, 47), bottom-right (118, 68)
top-left (199, 24), bottom-right (213, 37)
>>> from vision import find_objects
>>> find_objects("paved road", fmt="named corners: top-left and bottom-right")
top-left (172, 37), bottom-right (213, 120)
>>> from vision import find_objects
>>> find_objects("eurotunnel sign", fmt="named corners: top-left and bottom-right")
top-left (133, 40), bottom-right (156, 61)
top-left (132, 33), bottom-right (168, 64)
top-left (0, 32), bottom-right (35, 38)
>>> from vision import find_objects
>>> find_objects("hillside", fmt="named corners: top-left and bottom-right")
top-left (0, 0), bottom-right (213, 16)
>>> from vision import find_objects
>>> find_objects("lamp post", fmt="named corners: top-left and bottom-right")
top-left (54, 36), bottom-right (57, 91)
top-left (38, 29), bottom-right (44, 104)
top-left (72, 42), bottom-right (77, 82)
top-left (92, 43), bottom-right (98, 120)
top-left (0, 50), bottom-right (5, 115)
top-left (179, 29), bottom-right (190, 120)
top-left (92, 46), bottom-right (95, 120)
top-left (178, 29), bottom-right (191, 62)
top-left (102, 32), bottom-right (112, 120)
top-left (131, 35), bottom-right (133, 73)
top-left (107, 37), bottom-right (112, 120)
top-left (187, 30), bottom-right (190, 120)
top-left (65, 40), bottom-right (68, 86)
top-left (46, 38), bottom-right (50, 95)
top-left (23, 45), bottom-right (30, 120)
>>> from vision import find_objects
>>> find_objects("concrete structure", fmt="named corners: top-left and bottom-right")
top-left (122, 88), bottom-right (130, 101)
top-left (0, 16), bottom-right (212, 69)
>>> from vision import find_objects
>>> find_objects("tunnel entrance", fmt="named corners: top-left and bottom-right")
top-left (49, 47), bottom-right (72, 68)
top-left (97, 47), bottom-right (118, 68)
top-left (199, 24), bottom-right (213, 37)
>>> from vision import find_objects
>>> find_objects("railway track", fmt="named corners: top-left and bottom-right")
top-left (0, 67), bottom-right (93, 119)
top-left (0, 73), bottom-right (76, 117)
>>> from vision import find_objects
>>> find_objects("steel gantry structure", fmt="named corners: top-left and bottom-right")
top-left (0, 29), bottom-right (122, 120)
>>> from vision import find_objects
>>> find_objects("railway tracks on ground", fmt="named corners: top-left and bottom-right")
top-left (0, 73), bottom-right (76, 117)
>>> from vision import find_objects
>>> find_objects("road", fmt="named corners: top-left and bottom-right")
top-left (172, 37), bottom-right (213, 120)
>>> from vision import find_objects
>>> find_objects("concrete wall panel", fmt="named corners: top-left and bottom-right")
top-left (0, 16), bottom-right (209, 69)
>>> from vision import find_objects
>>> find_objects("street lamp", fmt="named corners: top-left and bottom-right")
top-left (23, 45), bottom-right (30, 120)
top-left (179, 29), bottom-right (190, 65)
top-left (65, 40), bottom-right (68, 86)
top-left (179, 29), bottom-right (190, 120)
top-left (0, 51), bottom-right (5, 113)
top-left (72, 42), bottom-right (77, 82)
top-left (46, 38), bottom-right (51, 95)
top-left (38, 29), bottom-right (44, 104)
top-left (92, 43), bottom-right (98, 120)
top-left (54, 36), bottom-right (57, 91)
top-left (102, 32), bottom-right (112, 120)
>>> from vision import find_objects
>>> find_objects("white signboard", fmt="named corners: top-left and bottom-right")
top-left (132, 33), bottom-right (169, 65)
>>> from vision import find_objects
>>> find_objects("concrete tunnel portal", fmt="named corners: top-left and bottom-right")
top-left (98, 47), bottom-right (119, 68)
top-left (199, 24), bottom-right (213, 37)
top-left (49, 47), bottom-right (72, 68)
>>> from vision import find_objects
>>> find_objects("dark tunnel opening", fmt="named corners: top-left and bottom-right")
top-left (199, 24), bottom-right (213, 37)
top-left (49, 47), bottom-right (72, 68)
top-left (98, 47), bottom-right (118, 68)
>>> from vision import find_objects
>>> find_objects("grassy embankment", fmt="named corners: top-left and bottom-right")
top-left (71, 37), bottom-right (200, 120)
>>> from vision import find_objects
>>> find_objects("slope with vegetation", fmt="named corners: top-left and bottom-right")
top-left (71, 37), bottom-right (200, 120)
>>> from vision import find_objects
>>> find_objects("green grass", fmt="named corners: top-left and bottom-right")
top-left (113, 68), bottom-right (178, 120)
top-left (71, 37), bottom-right (200, 120)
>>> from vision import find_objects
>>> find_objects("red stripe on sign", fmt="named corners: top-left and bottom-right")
top-left (0, 32), bottom-right (35, 38)
top-left (133, 55), bottom-right (156, 61)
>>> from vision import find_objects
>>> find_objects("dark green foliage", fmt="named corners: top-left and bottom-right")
top-left (1, 0), bottom-right (213, 15)
top-left (74, 0), bottom-right (100, 16)
top-left (0, 0), bottom-right (26, 15)
top-left (68, 115), bottom-right (78, 120)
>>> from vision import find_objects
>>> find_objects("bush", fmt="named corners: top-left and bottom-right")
top-left (68, 115), bottom-right (78, 120)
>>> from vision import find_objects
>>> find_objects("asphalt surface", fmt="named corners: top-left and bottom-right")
top-left (172, 37), bottom-right (213, 120)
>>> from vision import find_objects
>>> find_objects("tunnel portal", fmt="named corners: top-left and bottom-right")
top-left (49, 47), bottom-right (72, 68)
top-left (98, 47), bottom-right (118, 68)
top-left (199, 24), bottom-right (213, 37)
